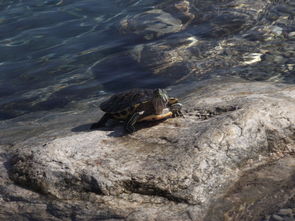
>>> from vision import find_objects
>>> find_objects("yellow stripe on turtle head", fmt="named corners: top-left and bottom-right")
top-left (168, 97), bottom-right (178, 105)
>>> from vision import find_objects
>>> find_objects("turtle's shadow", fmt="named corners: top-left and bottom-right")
top-left (71, 123), bottom-right (94, 132)
top-left (71, 120), bottom-right (166, 137)
top-left (71, 123), bottom-right (113, 133)
top-left (107, 120), bottom-right (165, 137)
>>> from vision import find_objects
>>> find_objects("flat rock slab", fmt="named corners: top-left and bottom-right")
top-left (9, 82), bottom-right (295, 221)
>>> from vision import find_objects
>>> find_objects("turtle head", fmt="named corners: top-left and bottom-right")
top-left (152, 89), bottom-right (169, 114)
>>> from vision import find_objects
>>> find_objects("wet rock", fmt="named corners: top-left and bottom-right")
top-left (120, 0), bottom-right (195, 40)
top-left (122, 0), bottom-right (295, 83)
top-left (264, 207), bottom-right (295, 221)
top-left (120, 9), bottom-right (183, 40)
top-left (7, 81), bottom-right (295, 220)
top-left (270, 215), bottom-right (284, 221)
top-left (278, 208), bottom-right (293, 216)
top-left (270, 26), bottom-right (283, 36)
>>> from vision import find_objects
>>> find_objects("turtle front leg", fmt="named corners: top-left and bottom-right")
top-left (90, 113), bottom-right (111, 130)
top-left (124, 112), bottom-right (142, 133)
top-left (169, 103), bottom-right (184, 117)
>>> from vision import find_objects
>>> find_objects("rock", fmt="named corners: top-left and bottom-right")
top-left (121, 0), bottom-right (295, 84)
top-left (7, 81), bottom-right (295, 221)
top-left (278, 208), bottom-right (293, 216)
top-left (271, 26), bottom-right (283, 36)
top-left (123, 0), bottom-right (278, 82)
top-left (263, 215), bottom-right (271, 221)
top-left (119, 0), bottom-right (195, 40)
top-left (243, 53), bottom-right (263, 65)
top-left (120, 9), bottom-right (183, 40)
top-left (270, 214), bottom-right (284, 221)
top-left (284, 217), bottom-right (295, 221)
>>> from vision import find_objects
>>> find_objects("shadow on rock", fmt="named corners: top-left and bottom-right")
top-left (107, 119), bottom-right (168, 137)
top-left (71, 123), bottom-right (94, 132)
top-left (72, 119), bottom-right (168, 137)
top-left (71, 122), bottom-right (127, 137)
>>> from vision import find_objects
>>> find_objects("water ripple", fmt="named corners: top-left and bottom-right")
top-left (0, 0), bottom-right (294, 121)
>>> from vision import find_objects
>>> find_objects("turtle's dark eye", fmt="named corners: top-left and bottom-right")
top-left (153, 89), bottom-right (161, 96)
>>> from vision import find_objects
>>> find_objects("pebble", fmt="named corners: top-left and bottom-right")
top-left (287, 64), bottom-right (294, 71)
top-left (243, 53), bottom-right (262, 64)
top-left (270, 214), bottom-right (284, 221)
top-left (262, 207), bottom-right (295, 221)
top-left (271, 26), bottom-right (283, 35)
top-left (273, 55), bottom-right (285, 63)
top-left (278, 209), bottom-right (293, 216)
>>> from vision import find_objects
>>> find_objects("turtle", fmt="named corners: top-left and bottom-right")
top-left (90, 88), bottom-right (183, 133)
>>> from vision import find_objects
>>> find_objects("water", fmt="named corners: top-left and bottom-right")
top-left (0, 0), bottom-right (294, 133)
top-left (0, 0), bottom-right (167, 120)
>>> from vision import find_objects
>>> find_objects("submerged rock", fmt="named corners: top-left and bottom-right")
top-left (120, 9), bottom-right (183, 40)
top-left (120, 0), bottom-right (295, 83)
top-left (119, 0), bottom-right (195, 40)
top-left (6, 81), bottom-right (295, 221)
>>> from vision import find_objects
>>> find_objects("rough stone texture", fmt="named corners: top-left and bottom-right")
top-left (3, 81), bottom-right (295, 220)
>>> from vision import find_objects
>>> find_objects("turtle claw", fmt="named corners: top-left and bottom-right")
top-left (125, 125), bottom-right (135, 133)
top-left (172, 110), bottom-right (184, 118)
top-left (170, 103), bottom-right (184, 118)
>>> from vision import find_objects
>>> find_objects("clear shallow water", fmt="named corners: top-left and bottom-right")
top-left (0, 0), bottom-right (294, 121)
top-left (0, 0), bottom-right (167, 120)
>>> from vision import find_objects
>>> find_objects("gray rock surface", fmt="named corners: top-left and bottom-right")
top-left (262, 206), bottom-right (295, 221)
top-left (3, 81), bottom-right (295, 221)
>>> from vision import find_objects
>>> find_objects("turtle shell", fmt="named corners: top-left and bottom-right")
top-left (100, 89), bottom-right (155, 113)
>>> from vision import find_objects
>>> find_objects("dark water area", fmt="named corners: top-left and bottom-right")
top-left (0, 0), bottom-right (294, 122)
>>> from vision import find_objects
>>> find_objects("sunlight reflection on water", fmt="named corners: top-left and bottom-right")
top-left (0, 0), bottom-right (294, 121)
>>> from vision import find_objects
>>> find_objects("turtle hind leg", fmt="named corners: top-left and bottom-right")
top-left (90, 113), bottom-right (111, 130)
top-left (124, 112), bottom-right (141, 133)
